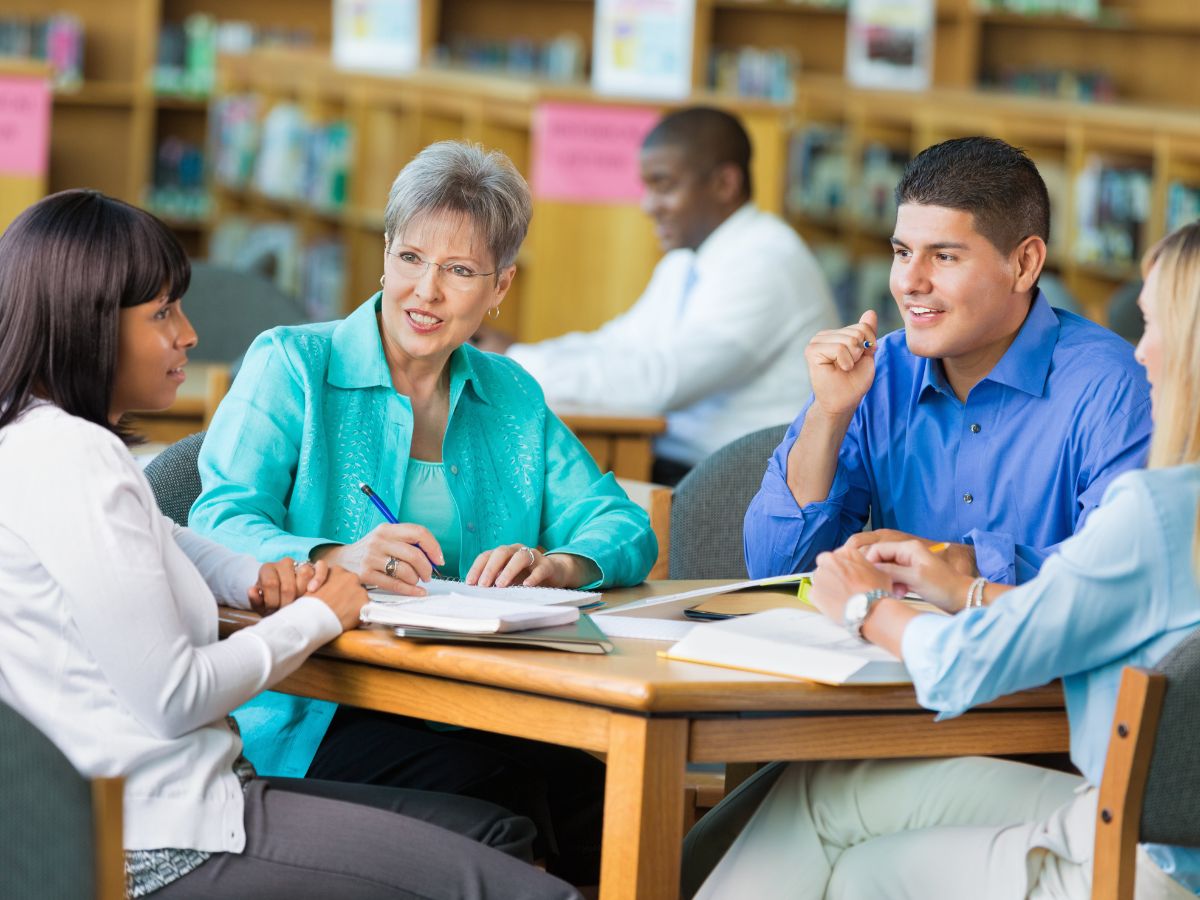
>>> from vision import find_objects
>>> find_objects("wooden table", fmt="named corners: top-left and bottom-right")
top-left (220, 581), bottom-right (1067, 900)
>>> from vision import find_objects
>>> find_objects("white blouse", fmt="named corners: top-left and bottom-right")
top-left (0, 403), bottom-right (341, 852)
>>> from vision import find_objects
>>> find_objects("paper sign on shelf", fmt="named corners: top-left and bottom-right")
top-left (0, 75), bottom-right (51, 176)
top-left (845, 0), bottom-right (935, 92)
top-left (592, 0), bottom-right (695, 100)
top-left (332, 0), bottom-right (421, 75)
top-left (531, 102), bottom-right (660, 203)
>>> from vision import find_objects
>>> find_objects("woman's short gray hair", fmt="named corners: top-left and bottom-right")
top-left (384, 141), bottom-right (532, 269)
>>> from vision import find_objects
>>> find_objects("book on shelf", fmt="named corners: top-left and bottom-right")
top-left (394, 614), bottom-right (614, 654)
top-left (663, 608), bottom-right (911, 685)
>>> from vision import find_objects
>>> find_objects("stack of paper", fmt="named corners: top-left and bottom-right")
top-left (361, 594), bottom-right (580, 634)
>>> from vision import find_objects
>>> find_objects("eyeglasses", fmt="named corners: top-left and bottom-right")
top-left (386, 248), bottom-right (496, 290)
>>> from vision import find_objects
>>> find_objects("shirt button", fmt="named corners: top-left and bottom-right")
top-left (970, 423), bottom-right (981, 433)
top-left (466, 522), bottom-right (475, 532)
top-left (963, 492), bottom-right (974, 504)
top-left (450, 465), bottom-right (459, 475)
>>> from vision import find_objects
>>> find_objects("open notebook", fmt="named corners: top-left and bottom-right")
top-left (369, 578), bottom-right (600, 608)
top-left (663, 607), bottom-right (911, 685)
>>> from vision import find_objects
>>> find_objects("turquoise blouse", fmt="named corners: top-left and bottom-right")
top-left (398, 458), bottom-right (462, 575)
top-left (191, 293), bottom-right (657, 776)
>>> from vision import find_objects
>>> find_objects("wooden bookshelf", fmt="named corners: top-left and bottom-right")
top-left (25, 0), bottom-right (1200, 333)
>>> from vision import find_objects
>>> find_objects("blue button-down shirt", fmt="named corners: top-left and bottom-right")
top-left (903, 465), bottom-right (1200, 891)
top-left (744, 293), bottom-right (1152, 583)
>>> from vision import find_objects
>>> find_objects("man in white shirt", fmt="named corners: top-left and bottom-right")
top-left (474, 107), bottom-right (837, 484)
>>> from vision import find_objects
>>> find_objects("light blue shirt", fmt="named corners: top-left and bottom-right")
top-left (397, 458), bottom-right (462, 575)
top-left (903, 465), bottom-right (1200, 891)
top-left (191, 293), bottom-right (657, 776)
top-left (745, 293), bottom-right (1152, 584)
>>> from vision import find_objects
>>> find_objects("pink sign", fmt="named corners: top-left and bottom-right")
top-left (531, 102), bottom-right (660, 203)
top-left (0, 76), bottom-right (51, 177)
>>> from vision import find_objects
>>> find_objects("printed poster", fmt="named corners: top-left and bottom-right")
top-left (0, 75), bottom-right (51, 176)
top-left (593, 0), bottom-right (695, 100)
top-left (333, 0), bottom-right (421, 74)
top-left (845, 0), bottom-right (935, 92)
top-left (531, 102), bottom-right (660, 203)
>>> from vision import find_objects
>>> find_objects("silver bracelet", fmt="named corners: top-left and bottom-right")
top-left (965, 576), bottom-right (988, 609)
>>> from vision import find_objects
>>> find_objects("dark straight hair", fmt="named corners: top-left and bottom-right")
top-left (0, 189), bottom-right (190, 443)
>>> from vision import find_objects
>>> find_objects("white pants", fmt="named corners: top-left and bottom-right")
top-left (696, 757), bottom-right (1193, 900)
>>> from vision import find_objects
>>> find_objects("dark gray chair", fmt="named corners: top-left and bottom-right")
top-left (1106, 278), bottom-right (1144, 346)
top-left (0, 700), bottom-right (124, 899)
top-left (186, 261), bottom-right (308, 364)
top-left (680, 761), bottom-right (787, 898)
top-left (144, 430), bottom-right (206, 526)
top-left (1093, 627), bottom-right (1200, 899)
top-left (669, 424), bottom-right (789, 579)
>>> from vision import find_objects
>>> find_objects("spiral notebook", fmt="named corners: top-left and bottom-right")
top-left (368, 578), bottom-right (601, 609)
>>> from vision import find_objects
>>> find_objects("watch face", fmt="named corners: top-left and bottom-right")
top-left (844, 593), bottom-right (867, 622)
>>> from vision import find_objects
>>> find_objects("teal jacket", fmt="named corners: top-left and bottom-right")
top-left (192, 294), bottom-right (657, 776)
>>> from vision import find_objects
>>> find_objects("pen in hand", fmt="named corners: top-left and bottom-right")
top-left (359, 482), bottom-right (442, 579)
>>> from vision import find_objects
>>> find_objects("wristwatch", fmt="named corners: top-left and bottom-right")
top-left (843, 589), bottom-right (889, 641)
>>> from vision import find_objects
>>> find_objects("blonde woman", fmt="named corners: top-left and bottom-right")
top-left (695, 222), bottom-right (1200, 898)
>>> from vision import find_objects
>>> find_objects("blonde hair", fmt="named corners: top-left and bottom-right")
top-left (1141, 221), bottom-right (1200, 574)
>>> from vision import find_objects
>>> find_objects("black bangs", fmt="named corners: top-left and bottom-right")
top-left (116, 200), bottom-right (192, 308)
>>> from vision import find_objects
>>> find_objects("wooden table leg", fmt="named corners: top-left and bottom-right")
top-left (599, 713), bottom-right (688, 900)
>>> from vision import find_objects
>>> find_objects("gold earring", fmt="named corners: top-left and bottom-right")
top-left (487, 305), bottom-right (501, 320)
top-left (380, 274), bottom-right (385, 288)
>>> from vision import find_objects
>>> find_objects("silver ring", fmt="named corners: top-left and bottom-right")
top-left (384, 556), bottom-right (399, 578)
top-left (520, 546), bottom-right (537, 568)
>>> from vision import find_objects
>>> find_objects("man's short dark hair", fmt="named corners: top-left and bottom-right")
top-left (643, 107), bottom-right (753, 199)
top-left (895, 136), bottom-right (1050, 254)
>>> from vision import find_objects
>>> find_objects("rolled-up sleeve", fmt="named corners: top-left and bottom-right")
top-left (538, 410), bottom-right (658, 588)
top-left (744, 402), bottom-right (872, 578)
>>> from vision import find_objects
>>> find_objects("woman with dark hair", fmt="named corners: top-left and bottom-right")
top-left (0, 189), bottom-right (580, 900)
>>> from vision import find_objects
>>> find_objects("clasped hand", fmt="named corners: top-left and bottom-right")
top-left (810, 537), bottom-right (980, 623)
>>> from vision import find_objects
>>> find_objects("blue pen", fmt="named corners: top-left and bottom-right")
top-left (359, 482), bottom-right (441, 579)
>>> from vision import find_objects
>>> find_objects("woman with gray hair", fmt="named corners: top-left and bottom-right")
top-left (191, 141), bottom-right (656, 884)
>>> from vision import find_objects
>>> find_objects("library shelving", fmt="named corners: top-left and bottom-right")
top-left (21, 0), bottom-right (1200, 332)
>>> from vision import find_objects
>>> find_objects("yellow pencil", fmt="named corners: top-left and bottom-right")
top-left (928, 542), bottom-right (949, 553)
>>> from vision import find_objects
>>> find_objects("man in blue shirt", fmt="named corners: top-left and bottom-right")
top-left (744, 136), bottom-right (1151, 585)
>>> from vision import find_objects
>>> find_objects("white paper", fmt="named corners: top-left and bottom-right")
top-left (592, 0), bottom-right (695, 99)
top-left (370, 579), bottom-right (600, 608)
top-left (593, 616), bottom-right (696, 641)
top-left (333, 0), bottom-right (421, 75)
top-left (361, 594), bottom-right (580, 633)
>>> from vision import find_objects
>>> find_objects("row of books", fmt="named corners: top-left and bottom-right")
top-left (708, 47), bottom-right (798, 102)
top-left (155, 16), bottom-right (316, 98)
top-left (974, 0), bottom-right (1100, 15)
top-left (983, 67), bottom-right (1118, 104)
top-left (431, 34), bottom-right (587, 84)
top-left (0, 15), bottom-right (83, 88)
top-left (784, 129), bottom-right (908, 233)
top-left (209, 217), bottom-right (346, 322)
top-left (145, 137), bottom-right (211, 224)
top-left (209, 95), bottom-right (354, 212)
top-left (1074, 160), bottom-right (1152, 268)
